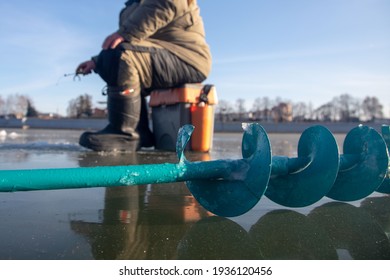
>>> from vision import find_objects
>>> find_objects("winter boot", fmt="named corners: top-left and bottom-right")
top-left (136, 96), bottom-right (155, 148)
top-left (79, 88), bottom-right (141, 152)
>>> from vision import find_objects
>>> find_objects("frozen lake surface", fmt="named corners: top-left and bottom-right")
top-left (0, 128), bottom-right (389, 259)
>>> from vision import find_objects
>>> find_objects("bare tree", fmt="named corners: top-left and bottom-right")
top-left (313, 102), bottom-right (333, 121)
top-left (251, 97), bottom-right (274, 121)
top-left (26, 99), bottom-right (39, 117)
top-left (215, 99), bottom-right (234, 122)
top-left (252, 97), bottom-right (262, 120)
top-left (3, 94), bottom-right (29, 118)
top-left (236, 98), bottom-right (246, 120)
top-left (361, 96), bottom-right (383, 121)
top-left (261, 97), bottom-right (273, 121)
top-left (307, 102), bottom-right (314, 120)
top-left (0, 96), bottom-right (5, 116)
top-left (292, 101), bottom-right (308, 121)
top-left (333, 93), bottom-right (360, 121)
top-left (67, 94), bottom-right (93, 118)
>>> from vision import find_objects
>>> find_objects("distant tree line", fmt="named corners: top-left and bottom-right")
top-left (0, 94), bottom-right (39, 118)
top-left (0, 93), bottom-right (96, 119)
top-left (0, 92), bottom-right (386, 122)
top-left (216, 93), bottom-right (385, 122)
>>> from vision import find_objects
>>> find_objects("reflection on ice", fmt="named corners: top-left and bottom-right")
top-left (66, 187), bottom-right (390, 260)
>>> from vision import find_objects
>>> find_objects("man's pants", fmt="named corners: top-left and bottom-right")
top-left (95, 44), bottom-right (206, 96)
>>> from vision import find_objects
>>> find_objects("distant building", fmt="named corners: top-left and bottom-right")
top-left (91, 107), bottom-right (107, 118)
top-left (272, 102), bottom-right (293, 123)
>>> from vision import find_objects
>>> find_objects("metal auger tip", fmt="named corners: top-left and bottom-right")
top-left (176, 124), bottom-right (194, 163)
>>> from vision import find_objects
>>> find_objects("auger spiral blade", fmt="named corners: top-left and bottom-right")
top-left (264, 125), bottom-right (340, 207)
top-left (185, 123), bottom-right (272, 217)
top-left (327, 125), bottom-right (389, 201)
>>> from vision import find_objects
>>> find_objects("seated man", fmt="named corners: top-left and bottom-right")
top-left (76, 0), bottom-right (212, 151)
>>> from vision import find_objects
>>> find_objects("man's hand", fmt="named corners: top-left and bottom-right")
top-left (76, 60), bottom-right (96, 75)
top-left (102, 32), bottom-right (125, 49)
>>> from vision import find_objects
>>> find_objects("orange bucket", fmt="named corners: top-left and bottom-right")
top-left (190, 103), bottom-right (214, 152)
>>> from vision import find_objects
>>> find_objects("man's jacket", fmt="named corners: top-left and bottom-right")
top-left (117, 0), bottom-right (211, 78)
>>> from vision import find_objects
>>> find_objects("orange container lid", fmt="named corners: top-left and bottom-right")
top-left (149, 84), bottom-right (218, 107)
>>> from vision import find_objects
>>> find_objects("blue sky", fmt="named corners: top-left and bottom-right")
top-left (0, 0), bottom-right (389, 117)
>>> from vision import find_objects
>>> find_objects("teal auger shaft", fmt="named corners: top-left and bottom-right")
top-left (0, 159), bottom-right (242, 192)
top-left (0, 124), bottom-right (259, 194)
